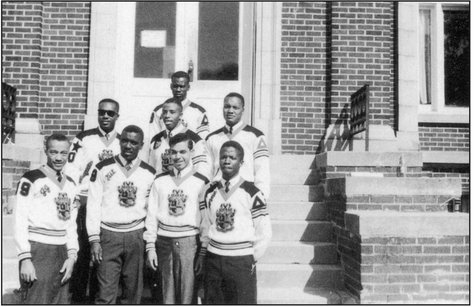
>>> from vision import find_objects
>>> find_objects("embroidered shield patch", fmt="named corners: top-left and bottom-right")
top-left (117, 181), bottom-right (137, 207)
top-left (40, 185), bottom-right (50, 196)
top-left (168, 189), bottom-right (188, 216)
top-left (216, 203), bottom-right (235, 232)
top-left (161, 149), bottom-right (172, 171)
top-left (55, 193), bottom-right (71, 220)
top-left (98, 149), bottom-right (114, 161)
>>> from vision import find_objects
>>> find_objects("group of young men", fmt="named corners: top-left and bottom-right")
top-left (14, 71), bottom-right (272, 304)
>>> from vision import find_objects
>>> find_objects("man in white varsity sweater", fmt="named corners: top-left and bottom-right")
top-left (206, 92), bottom-right (270, 197)
top-left (149, 97), bottom-right (210, 179)
top-left (144, 133), bottom-right (209, 304)
top-left (86, 125), bottom-right (155, 304)
top-left (149, 71), bottom-right (209, 139)
top-left (14, 134), bottom-right (79, 304)
top-left (196, 140), bottom-right (272, 304)
top-left (64, 98), bottom-right (121, 303)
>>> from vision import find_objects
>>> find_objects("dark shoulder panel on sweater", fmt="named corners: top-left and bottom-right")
top-left (139, 161), bottom-right (156, 175)
top-left (242, 125), bottom-right (264, 137)
top-left (155, 172), bottom-right (170, 180)
top-left (153, 103), bottom-right (164, 112)
top-left (76, 128), bottom-right (100, 140)
top-left (240, 181), bottom-right (260, 198)
top-left (96, 157), bottom-right (115, 170)
top-left (189, 102), bottom-right (206, 113)
top-left (193, 172), bottom-right (209, 184)
top-left (22, 169), bottom-right (46, 183)
top-left (205, 127), bottom-right (225, 141)
top-left (150, 131), bottom-right (167, 144)
top-left (66, 175), bottom-right (76, 185)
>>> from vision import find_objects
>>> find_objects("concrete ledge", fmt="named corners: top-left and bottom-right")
top-left (345, 211), bottom-right (469, 237)
top-left (315, 151), bottom-right (423, 168)
top-left (422, 151), bottom-right (469, 165)
top-left (2, 144), bottom-right (45, 163)
top-left (418, 112), bottom-right (469, 124)
top-left (327, 177), bottom-right (462, 196)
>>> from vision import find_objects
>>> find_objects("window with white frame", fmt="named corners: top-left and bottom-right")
top-left (418, 3), bottom-right (469, 111)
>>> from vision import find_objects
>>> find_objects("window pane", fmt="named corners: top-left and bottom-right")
top-left (134, 3), bottom-right (176, 78)
top-left (419, 10), bottom-right (432, 105)
top-left (198, 2), bottom-right (239, 80)
top-left (444, 9), bottom-right (469, 107)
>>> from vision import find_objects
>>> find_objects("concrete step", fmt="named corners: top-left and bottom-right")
top-left (270, 155), bottom-right (316, 170)
top-left (3, 259), bottom-right (19, 288)
top-left (258, 287), bottom-right (355, 304)
top-left (2, 281), bottom-right (21, 304)
top-left (3, 235), bottom-right (16, 259)
top-left (257, 263), bottom-right (344, 289)
top-left (269, 201), bottom-right (328, 221)
top-left (3, 214), bottom-right (14, 236)
top-left (261, 241), bottom-right (337, 264)
top-left (272, 220), bottom-right (333, 242)
top-left (270, 185), bottom-right (322, 202)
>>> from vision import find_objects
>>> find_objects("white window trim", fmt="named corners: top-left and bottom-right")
top-left (417, 2), bottom-right (469, 124)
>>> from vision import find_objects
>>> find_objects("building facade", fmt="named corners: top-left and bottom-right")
top-left (2, 2), bottom-right (469, 303)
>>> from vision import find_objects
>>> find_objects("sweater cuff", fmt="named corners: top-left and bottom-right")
top-left (18, 252), bottom-right (32, 261)
top-left (145, 242), bottom-right (156, 252)
top-left (88, 234), bottom-right (100, 243)
top-left (67, 249), bottom-right (78, 261)
top-left (199, 246), bottom-right (207, 256)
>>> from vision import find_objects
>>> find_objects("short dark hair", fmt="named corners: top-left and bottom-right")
top-left (98, 98), bottom-right (120, 113)
top-left (220, 140), bottom-right (244, 161)
top-left (122, 125), bottom-right (144, 142)
top-left (45, 133), bottom-right (70, 149)
top-left (224, 92), bottom-right (245, 107)
top-left (171, 71), bottom-right (190, 83)
top-left (169, 133), bottom-right (194, 150)
top-left (163, 97), bottom-right (183, 112)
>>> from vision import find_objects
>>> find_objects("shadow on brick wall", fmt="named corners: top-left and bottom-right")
top-left (316, 105), bottom-right (351, 154)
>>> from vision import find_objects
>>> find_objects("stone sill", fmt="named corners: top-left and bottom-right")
top-left (422, 151), bottom-right (469, 165)
top-left (315, 151), bottom-right (423, 168)
top-left (326, 176), bottom-right (462, 196)
top-left (418, 111), bottom-right (469, 124)
top-left (345, 211), bottom-right (469, 237)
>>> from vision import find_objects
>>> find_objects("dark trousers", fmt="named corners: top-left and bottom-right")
top-left (204, 252), bottom-right (256, 304)
top-left (70, 195), bottom-right (98, 303)
top-left (23, 242), bottom-right (70, 304)
top-left (95, 228), bottom-right (145, 304)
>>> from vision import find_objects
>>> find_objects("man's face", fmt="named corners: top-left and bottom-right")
top-left (170, 140), bottom-right (192, 172)
top-left (223, 96), bottom-right (244, 126)
top-left (219, 146), bottom-right (243, 180)
top-left (98, 102), bottom-right (119, 133)
top-left (170, 77), bottom-right (190, 102)
top-left (45, 140), bottom-right (70, 171)
top-left (162, 102), bottom-right (182, 131)
top-left (120, 131), bottom-right (143, 162)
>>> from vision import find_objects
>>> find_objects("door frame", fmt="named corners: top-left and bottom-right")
top-left (86, 2), bottom-right (282, 154)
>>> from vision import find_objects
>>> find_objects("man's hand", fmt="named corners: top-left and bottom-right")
top-left (146, 250), bottom-right (158, 271)
top-left (59, 258), bottom-right (76, 285)
top-left (20, 259), bottom-right (37, 283)
top-left (91, 242), bottom-right (102, 264)
top-left (195, 254), bottom-right (205, 276)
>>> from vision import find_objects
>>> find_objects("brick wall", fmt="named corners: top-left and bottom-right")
top-left (280, 2), bottom-right (396, 154)
top-left (419, 124), bottom-right (469, 152)
top-left (422, 165), bottom-right (470, 195)
top-left (2, 2), bottom-right (90, 138)
top-left (280, 2), bottom-right (329, 154)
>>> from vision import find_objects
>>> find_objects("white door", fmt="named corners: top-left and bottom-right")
top-left (112, 2), bottom-right (253, 140)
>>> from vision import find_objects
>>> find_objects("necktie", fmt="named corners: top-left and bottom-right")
top-left (125, 163), bottom-right (131, 171)
top-left (229, 126), bottom-right (233, 134)
top-left (225, 181), bottom-right (230, 193)
top-left (105, 133), bottom-right (109, 140)
top-left (176, 171), bottom-right (181, 179)
top-left (56, 171), bottom-right (63, 182)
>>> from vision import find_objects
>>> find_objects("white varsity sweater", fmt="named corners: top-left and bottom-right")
top-left (14, 165), bottom-right (80, 261)
top-left (206, 121), bottom-right (271, 197)
top-left (199, 175), bottom-right (272, 261)
top-left (64, 127), bottom-right (121, 196)
top-left (86, 155), bottom-right (155, 243)
top-left (144, 165), bottom-right (209, 251)
top-left (148, 123), bottom-right (211, 179)
top-left (149, 98), bottom-right (209, 140)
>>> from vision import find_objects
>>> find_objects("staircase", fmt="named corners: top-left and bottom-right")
top-left (257, 155), bottom-right (356, 304)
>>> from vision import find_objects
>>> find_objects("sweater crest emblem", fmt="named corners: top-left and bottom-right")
top-left (55, 193), bottom-right (71, 221)
top-left (168, 189), bottom-right (187, 216)
top-left (98, 149), bottom-right (114, 161)
top-left (216, 203), bottom-right (235, 232)
top-left (40, 185), bottom-right (50, 196)
top-left (161, 149), bottom-right (172, 171)
top-left (117, 181), bottom-right (137, 207)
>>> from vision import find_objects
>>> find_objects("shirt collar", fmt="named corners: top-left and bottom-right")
top-left (98, 126), bottom-right (116, 138)
top-left (221, 174), bottom-right (241, 188)
top-left (173, 163), bottom-right (193, 178)
top-left (181, 98), bottom-right (190, 109)
top-left (167, 123), bottom-right (186, 138)
top-left (117, 154), bottom-right (139, 167)
top-left (43, 164), bottom-right (62, 175)
top-left (225, 121), bottom-right (244, 133)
